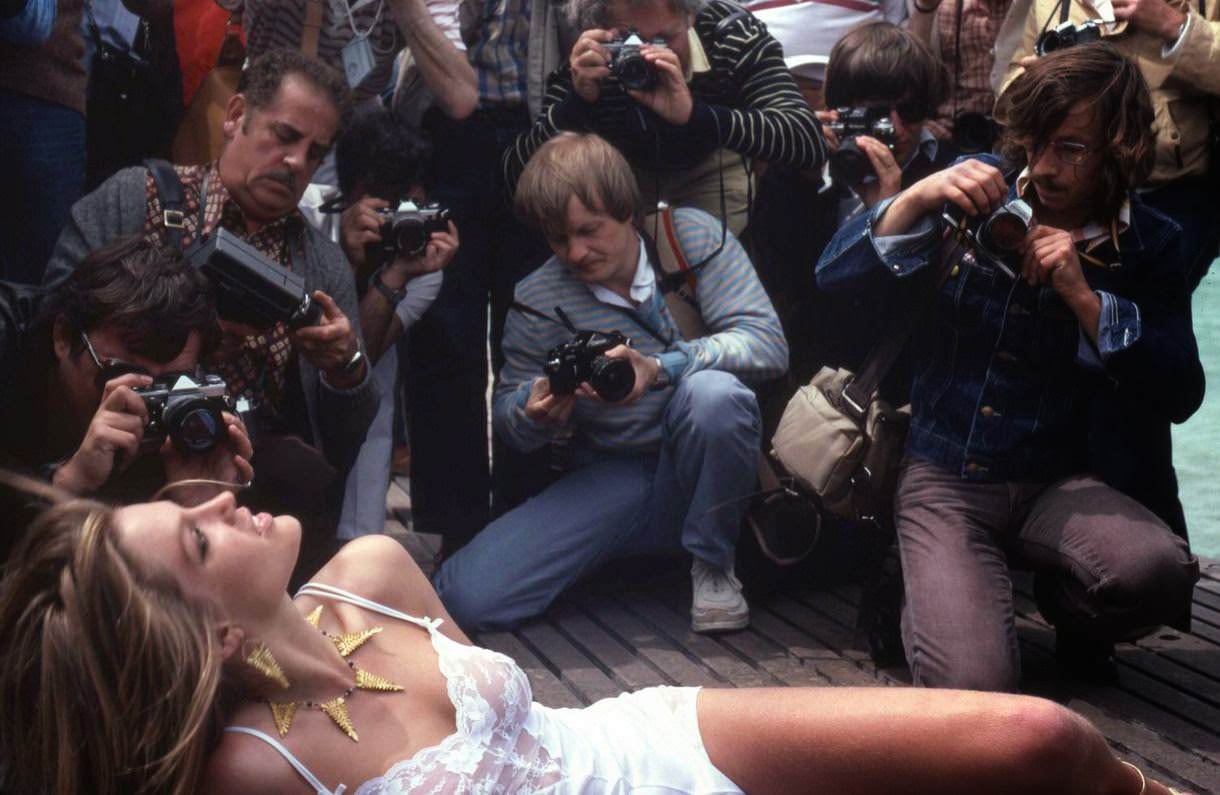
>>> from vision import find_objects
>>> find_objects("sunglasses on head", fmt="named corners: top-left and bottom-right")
top-left (80, 330), bottom-right (150, 390)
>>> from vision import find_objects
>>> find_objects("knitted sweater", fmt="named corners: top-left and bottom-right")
top-left (494, 207), bottom-right (787, 455)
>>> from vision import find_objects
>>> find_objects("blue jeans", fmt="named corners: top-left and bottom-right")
top-left (402, 107), bottom-right (550, 553)
top-left (434, 370), bottom-right (762, 632)
top-left (0, 90), bottom-right (85, 285)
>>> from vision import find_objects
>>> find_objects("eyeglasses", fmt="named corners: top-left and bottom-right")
top-left (80, 330), bottom-right (150, 390)
top-left (1034, 139), bottom-right (1097, 166)
top-left (859, 100), bottom-right (927, 125)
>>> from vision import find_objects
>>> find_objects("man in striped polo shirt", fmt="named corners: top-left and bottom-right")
top-left (435, 133), bottom-right (788, 633)
top-left (503, 0), bottom-right (826, 235)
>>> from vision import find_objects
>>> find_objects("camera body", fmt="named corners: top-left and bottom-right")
top-left (544, 330), bottom-right (636, 402)
top-left (368, 201), bottom-right (452, 263)
top-left (1035, 20), bottom-right (1103, 56)
top-left (827, 107), bottom-right (898, 187)
top-left (945, 198), bottom-right (1034, 276)
top-left (188, 228), bottom-right (322, 330)
top-left (605, 31), bottom-right (668, 91)
top-left (133, 371), bottom-right (233, 454)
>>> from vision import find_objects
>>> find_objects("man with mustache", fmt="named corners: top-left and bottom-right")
top-left (41, 50), bottom-right (378, 581)
top-left (816, 45), bottom-right (1201, 691)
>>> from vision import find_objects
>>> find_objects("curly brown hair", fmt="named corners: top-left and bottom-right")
top-left (995, 43), bottom-right (1155, 219)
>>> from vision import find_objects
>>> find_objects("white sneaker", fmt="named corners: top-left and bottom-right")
top-left (691, 559), bottom-right (749, 633)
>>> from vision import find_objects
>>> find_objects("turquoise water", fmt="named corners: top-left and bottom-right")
top-left (1172, 262), bottom-right (1220, 558)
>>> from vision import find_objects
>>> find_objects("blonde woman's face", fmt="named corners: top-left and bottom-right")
top-left (113, 492), bottom-right (301, 622)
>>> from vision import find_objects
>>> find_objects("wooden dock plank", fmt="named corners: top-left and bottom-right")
top-left (516, 621), bottom-right (624, 705)
top-left (549, 604), bottom-right (672, 692)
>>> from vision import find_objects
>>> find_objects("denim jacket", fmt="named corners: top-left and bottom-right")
top-left (815, 155), bottom-right (1204, 484)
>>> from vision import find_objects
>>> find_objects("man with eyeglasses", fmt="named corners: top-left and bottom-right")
top-left (816, 45), bottom-right (1201, 691)
top-left (0, 235), bottom-right (252, 558)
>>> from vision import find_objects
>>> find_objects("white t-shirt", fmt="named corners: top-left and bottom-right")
top-left (743, 0), bottom-right (908, 81)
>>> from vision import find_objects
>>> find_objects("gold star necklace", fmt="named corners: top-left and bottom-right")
top-left (265, 605), bottom-right (404, 742)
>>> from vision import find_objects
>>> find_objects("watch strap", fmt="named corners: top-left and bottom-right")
top-left (371, 267), bottom-right (407, 306)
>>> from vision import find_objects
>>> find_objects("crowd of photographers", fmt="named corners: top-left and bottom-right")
top-left (1, 0), bottom-right (1217, 692)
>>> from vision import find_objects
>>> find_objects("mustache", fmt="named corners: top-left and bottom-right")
top-left (262, 170), bottom-right (297, 190)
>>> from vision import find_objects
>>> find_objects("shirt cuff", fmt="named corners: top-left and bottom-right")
top-left (1162, 12), bottom-right (1192, 58)
top-left (656, 350), bottom-right (689, 384)
top-left (868, 196), bottom-right (940, 276)
top-left (1095, 290), bottom-right (1142, 360)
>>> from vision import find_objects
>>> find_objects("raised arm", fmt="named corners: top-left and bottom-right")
top-left (389, 0), bottom-right (477, 120)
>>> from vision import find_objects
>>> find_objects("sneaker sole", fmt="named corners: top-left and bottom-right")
top-left (691, 612), bottom-right (750, 634)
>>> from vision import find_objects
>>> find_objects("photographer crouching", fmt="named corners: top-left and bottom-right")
top-left (435, 133), bottom-right (788, 633)
top-left (0, 236), bottom-right (252, 559)
top-left (816, 44), bottom-right (1201, 690)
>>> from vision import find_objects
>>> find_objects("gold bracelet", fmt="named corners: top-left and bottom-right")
top-left (1120, 761), bottom-right (1147, 795)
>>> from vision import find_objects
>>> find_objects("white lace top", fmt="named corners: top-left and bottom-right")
top-left (226, 582), bottom-right (742, 795)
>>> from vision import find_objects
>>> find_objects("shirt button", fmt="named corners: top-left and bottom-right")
top-left (951, 264), bottom-right (961, 277)
top-left (980, 406), bottom-right (995, 417)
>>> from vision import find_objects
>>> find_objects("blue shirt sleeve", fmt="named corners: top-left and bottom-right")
top-left (0, 0), bottom-right (55, 46)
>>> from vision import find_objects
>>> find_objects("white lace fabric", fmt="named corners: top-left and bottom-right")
top-left (354, 628), bottom-right (563, 794)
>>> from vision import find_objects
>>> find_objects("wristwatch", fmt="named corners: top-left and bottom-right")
top-left (340, 348), bottom-right (365, 376)
top-left (371, 266), bottom-right (407, 306)
top-left (650, 356), bottom-right (671, 391)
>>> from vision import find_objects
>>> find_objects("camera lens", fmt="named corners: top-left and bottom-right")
top-left (829, 141), bottom-right (872, 187)
top-left (165, 401), bottom-right (224, 453)
top-left (589, 356), bottom-right (635, 402)
top-left (616, 51), bottom-right (655, 91)
top-left (392, 219), bottom-right (428, 256)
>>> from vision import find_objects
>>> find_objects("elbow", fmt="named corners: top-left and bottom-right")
top-left (437, 84), bottom-right (478, 121)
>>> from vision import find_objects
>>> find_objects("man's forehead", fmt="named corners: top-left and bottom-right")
top-left (609, 0), bottom-right (687, 32)
top-left (1052, 104), bottom-right (1100, 141)
top-left (250, 78), bottom-right (339, 140)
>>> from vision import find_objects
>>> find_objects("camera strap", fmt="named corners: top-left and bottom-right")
top-left (145, 158), bottom-right (190, 251)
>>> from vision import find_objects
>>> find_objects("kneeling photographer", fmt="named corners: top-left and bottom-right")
top-left (816, 45), bottom-right (1201, 691)
top-left (0, 236), bottom-right (252, 558)
top-left (436, 133), bottom-right (788, 634)
top-left (502, 0), bottom-right (824, 235)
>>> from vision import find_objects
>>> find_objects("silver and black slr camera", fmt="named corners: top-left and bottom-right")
top-left (605, 30), bottom-right (668, 92)
top-left (544, 330), bottom-right (636, 402)
top-left (368, 201), bottom-right (452, 263)
top-left (188, 228), bottom-right (323, 330)
top-left (827, 107), bottom-right (898, 187)
top-left (945, 198), bottom-right (1034, 277)
top-left (133, 371), bottom-right (233, 454)
top-left (1035, 20), bottom-right (1103, 56)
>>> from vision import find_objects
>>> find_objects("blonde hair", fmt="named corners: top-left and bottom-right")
top-left (514, 133), bottom-right (641, 240)
top-left (0, 495), bottom-right (227, 795)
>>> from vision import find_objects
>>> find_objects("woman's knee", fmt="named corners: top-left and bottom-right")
top-left (992, 698), bottom-right (1108, 790)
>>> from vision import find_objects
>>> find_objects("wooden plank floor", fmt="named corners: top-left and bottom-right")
top-left (386, 479), bottom-right (1220, 793)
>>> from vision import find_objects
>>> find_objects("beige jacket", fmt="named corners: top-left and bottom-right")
top-left (999, 0), bottom-right (1220, 185)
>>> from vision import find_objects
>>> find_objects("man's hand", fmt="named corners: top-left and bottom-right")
top-left (382, 221), bottom-right (460, 284)
top-left (161, 412), bottom-right (255, 505)
top-left (875, 158), bottom-right (1008, 236)
top-left (816, 109), bottom-right (841, 151)
top-left (293, 291), bottom-right (364, 386)
top-left (1020, 224), bottom-right (1102, 342)
top-left (340, 197), bottom-right (391, 270)
top-left (1113, 0), bottom-right (1187, 41)
top-left (524, 377), bottom-right (577, 426)
top-left (576, 344), bottom-right (660, 405)
top-left (854, 136), bottom-right (903, 208)
top-left (571, 29), bottom-right (616, 103)
top-left (627, 46), bottom-right (693, 125)
top-left (52, 373), bottom-right (152, 494)
top-left (924, 118), bottom-right (953, 142)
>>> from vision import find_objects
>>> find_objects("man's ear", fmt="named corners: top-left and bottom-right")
top-left (52, 315), bottom-right (75, 362)
top-left (217, 623), bottom-right (245, 663)
top-left (223, 93), bottom-right (246, 140)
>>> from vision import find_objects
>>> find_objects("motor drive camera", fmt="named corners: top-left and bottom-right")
top-left (544, 330), bottom-right (636, 402)
top-left (827, 107), bottom-right (898, 187)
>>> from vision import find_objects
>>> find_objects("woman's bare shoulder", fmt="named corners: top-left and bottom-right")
top-left (201, 729), bottom-right (303, 795)
top-left (305, 536), bottom-right (443, 623)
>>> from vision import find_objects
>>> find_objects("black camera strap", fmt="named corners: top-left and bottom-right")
top-left (145, 158), bottom-right (190, 251)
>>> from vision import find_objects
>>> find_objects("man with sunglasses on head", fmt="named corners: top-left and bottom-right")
top-left (816, 45), bottom-right (1201, 691)
top-left (0, 235), bottom-right (251, 557)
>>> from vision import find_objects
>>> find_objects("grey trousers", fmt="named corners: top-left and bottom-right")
top-left (895, 459), bottom-right (1199, 692)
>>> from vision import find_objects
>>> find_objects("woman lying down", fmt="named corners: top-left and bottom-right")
top-left (0, 483), bottom-right (1181, 794)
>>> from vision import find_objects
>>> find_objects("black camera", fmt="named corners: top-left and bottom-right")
top-left (133, 371), bottom-right (233, 454)
top-left (952, 112), bottom-right (999, 155)
top-left (368, 201), bottom-right (452, 264)
top-left (827, 107), bottom-right (898, 187)
top-left (544, 330), bottom-right (636, 402)
top-left (1035, 20), bottom-right (1103, 56)
top-left (188, 228), bottom-right (322, 330)
top-left (945, 197), bottom-right (1034, 276)
top-left (605, 30), bottom-right (668, 91)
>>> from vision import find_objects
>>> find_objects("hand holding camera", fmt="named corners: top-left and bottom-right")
top-left (52, 372), bottom-right (153, 494)
top-left (570, 28), bottom-right (617, 104)
top-left (578, 344), bottom-right (660, 405)
top-left (292, 291), bottom-right (364, 387)
top-left (622, 41), bottom-right (691, 126)
top-left (1111, 0), bottom-right (1186, 41)
top-left (340, 196), bottom-right (392, 269)
top-left (524, 378), bottom-right (577, 427)
top-left (875, 159), bottom-right (1008, 237)
top-left (160, 408), bottom-right (254, 502)
top-left (851, 136), bottom-right (903, 208)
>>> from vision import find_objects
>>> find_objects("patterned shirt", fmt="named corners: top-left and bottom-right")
top-left (466, 0), bottom-right (531, 107)
top-left (143, 163), bottom-right (301, 410)
top-left (935, 0), bottom-right (1012, 118)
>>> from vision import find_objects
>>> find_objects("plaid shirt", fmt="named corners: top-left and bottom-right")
top-left (936, 0), bottom-right (1012, 118)
top-left (143, 163), bottom-right (300, 411)
top-left (466, 0), bottom-right (531, 107)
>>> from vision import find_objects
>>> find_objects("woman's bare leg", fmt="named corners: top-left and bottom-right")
top-left (697, 687), bottom-right (1162, 795)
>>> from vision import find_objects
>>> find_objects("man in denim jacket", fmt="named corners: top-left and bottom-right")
top-left (816, 45), bottom-right (1201, 691)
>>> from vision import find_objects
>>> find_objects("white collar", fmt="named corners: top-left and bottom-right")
top-left (1015, 166), bottom-right (1130, 252)
top-left (589, 235), bottom-right (654, 309)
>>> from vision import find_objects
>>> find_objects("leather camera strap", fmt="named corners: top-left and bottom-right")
top-left (301, 0), bottom-right (324, 58)
top-left (144, 158), bottom-right (188, 251)
top-left (841, 229), bottom-right (967, 417)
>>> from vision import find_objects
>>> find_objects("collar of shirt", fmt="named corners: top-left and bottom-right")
top-left (1014, 166), bottom-right (1130, 253)
top-left (588, 235), bottom-right (655, 309)
top-left (203, 162), bottom-right (304, 245)
top-left (685, 28), bottom-right (710, 81)
top-left (906, 126), bottom-right (940, 170)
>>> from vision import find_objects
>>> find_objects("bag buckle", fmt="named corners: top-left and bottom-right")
top-left (163, 210), bottom-right (186, 229)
